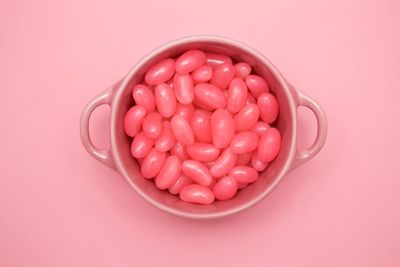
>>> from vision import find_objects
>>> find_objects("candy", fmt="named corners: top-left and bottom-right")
top-left (175, 103), bottom-right (195, 121)
top-left (230, 131), bottom-right (259, 154)
top-left (170, 115), bottom-right (194, 145)
top-left (168, 175), bottom-right (193, 195)
top-left (170, 142), bottom-right (189, 161)
top-left (181, 160), bottom-right (213, 186)
top-left (155, 155), bottom-right (181, 190)
top-left (257, 92), bottom-right (279, 123)
top-left (132, 84), bottom-right (155, 113)
top-left (142, 112), bottom-right (163, 139)
top-left (194, 83), bottom-right (226, 110)
top-left (186, 143), bottom-right (220, 162)
top-left (145, 58), bottom-right (175, 85)
top-left (180, 184), bottom-right (215, 204)
top-left (155, 121), bottom-right (176, 152)
top-left (251, 152), bottom-right (269, 172)
top-left (191, 65), bottom-right (212, 83)
top-left (130, 132), bottom-right (154, 158)
top-left (190, 110), bottom-right (212, 143)
top-left (205, 53), bottom-right (232, 69)
top-left (257, 127), bottom-right (281, 163)
top-left (155, 83), bottom-right (177, 118)
top-left (211, 109), bottom-right (235, 149)
top-left (227, 77), bottom-right (248, 113)
top-left (236, 152), bottom-right (252, 166)
top-left (175, 49), bottom-right (206, 74)
top-left (141, 148), bottom-right (167, 179)
top-left (252, 121), bottom-right (270, 136)
top-left (213, 176), bottom-right (238, 201)
top-left (210, 148), bottom-right (237, 178)
top-left (245, 75), bottom-right (269, 98)
top-left (173, 73), bottom-right (194, 104)
top-left (234, 104), bottom-right (260, 132)
top-left (234, 62), bottom-right (251, 79)
top-left (124, 105), bottom-right (146, 137)
top-left (229, 166), bottom-right (259, 183)
top-left (210, 62), bottom-right (235, 90)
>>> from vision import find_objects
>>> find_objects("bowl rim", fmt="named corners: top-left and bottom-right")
top-left (110, 35), bottom-right (297, 219)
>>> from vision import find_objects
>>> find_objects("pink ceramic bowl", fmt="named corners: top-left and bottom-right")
top-left (80, 36), bottom-right (327, 219)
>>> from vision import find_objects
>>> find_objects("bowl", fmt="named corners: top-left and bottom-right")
top-left (80, 36), bottom-right (327, 219)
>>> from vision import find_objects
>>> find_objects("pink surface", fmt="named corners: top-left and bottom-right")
top-left (1, 0), bottom-right (399, 266)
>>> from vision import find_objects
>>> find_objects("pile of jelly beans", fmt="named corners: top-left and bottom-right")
top-left (124, 50), bottom-right (281, 204)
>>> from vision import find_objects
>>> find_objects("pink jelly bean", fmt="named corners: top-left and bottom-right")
top-left (155, 121), bottom-right (176, 152)
top-left (257, 127), bottom-right (281, 163)
top-left (252, 121), bottom-right (270, 136)
top-left (234, 104), bottom-right (260, 132)
top-left (173, 73), bottom-right (194, 104)
top-left (257, 92), bottom-right (279, 123)
top-left (175, 103), bottom-right (195, 121)
top-left (155, 83), bottom-right (177, 118)
top-left (191, 65), bottom-right (212, 83)
top-left (238, 182), bottom-right (248, 189)
top-left (168, 175), bottom-right (193, 195)
top-left (124, 105), bottom-right (146, 137)
top-left (142, 112), bottom-right (163, 139)
top-left (141, 149), bottom-right (167, 179)
top-left (181, 160), bottom-right (213, 186)
top-left (247, 94), bottom-right (256, 104)
top-left (155, 156), bottom-right (181, 190)
top-left (205, 53), bottom-right (233, 69)
top-left (192, 97), bottom-right (214, 111)
top-left (170, 142), bottom-right (189, 161)
top-left (245, 75), bottom-right (269, 98)
top-left (190, 110), bottom-right (212, 143)
top-left (230, 131), bottom-right (259, 154)
top-left (180, 184), bottom-right (215, 204)
top-left (210, 63), bottom-right (235, 90)
top-left (227, 77), bottom-right (248, 113)
top-left (213, 176), bottom-right (238, 201)
top-left (145, 58), bottom-right (175, 85)
top-left (186, 143), bottom-right (220, 162)
top-left (229, 166), bottom-right (259, 183)
top-left (130, 132), bottom-right (154, 158)
top-left (170, 115), bottom-right (194, 145)
top-left (132, 84), bottom-right (155, 113)
top-left (236, 152), bottom-right (252, 166)
top-left (211, 109), bottom-right (235, 149)
top-left (210, 148), bottom-right (237, 177)
top-left (234, 62), bottom-right (251, 79)
top-left (175, 50), bottom-right (206, 74)
top-left (194, 83), bottom-right (226, 110)
top-left (251, 152), bottom-right (269, 172)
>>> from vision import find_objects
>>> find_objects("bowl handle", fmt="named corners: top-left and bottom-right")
top-left (290, 88), bottom-right (328, 170)
top-left (80, 86), bottom-right (116, 169)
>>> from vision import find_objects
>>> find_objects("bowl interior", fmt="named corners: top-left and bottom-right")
top-left (112, 37), bottom-right (296, 218)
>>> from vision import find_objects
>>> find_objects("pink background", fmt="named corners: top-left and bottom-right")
top-left (1, 0), bottom-right (399, 266)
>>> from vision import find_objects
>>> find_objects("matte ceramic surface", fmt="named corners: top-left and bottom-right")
top-left (80, 36), bottom-right (328, 219)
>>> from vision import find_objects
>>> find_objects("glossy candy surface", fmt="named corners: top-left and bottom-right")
top-left (180, 184), bottom-right (215, 204)
top-left (145, 58), bottom-right (175, 85)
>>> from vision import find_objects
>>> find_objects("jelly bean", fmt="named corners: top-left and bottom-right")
top-left (173, 73), bottom-right (194, 104)
top-left (130, 132), bottom-right (154, 158)
top-left (132, 84), bottom-right (155, 113)
top-left (227, 78), bottom-right (248, 113)
top-left (234, 104), bottom-right (260, 132)
top-left (204, 160), bottom-right (216, 168)
top-left (257, 92), bottom-right (279, 123)
top-left (257, 127), bottom-right (281, 163)
top-left (207, 177), bottom-right (217, 190)
top-left (142, 112), bottom-right (163, 139)
top-left (230, 131), bottom-right (259, 154)
top-left (229, 166), bottom-right (259, 183)
top-left (170, 115), bottom-right (194, 145)
top-left (155, 83), bottom-right (177, 118)
top-left (251, 152), bottom-right (269, 172)
top-left (180, 184), bottom-right (215, 204)
top-left (211, 109), bottom-right (235, 149)
top-left (168, 175), bottom-right (193, 195)
top-left (145, 58), bottom-right (175, 85)
top-left (186, 143), bottom-right (220, 162)
top-left (170, 142), bottom-right (189, 161)
top-left (194, 83), bottom-right (226, 110)
top-left (181, 160), bottom-right (213, 186)
top-left (210, 63), bottom-right (235, 90)
top-left (124, 105), bottom-right (146, 137)
top-left (213, 176), bottom-right (238, 201)
top-left (237, 182), bottom-right (248, 189)
top-left (252, 121), bottom-right (270, 136)
top-left (245, 75), bottom-right (269, 98)
top-left (155, 156), bottom-right (181, 190)
top-left (155, 121), bottom-right (176, 152)
top-left (234, 62), bottom-right (251, 79)
top-left (236, 152), bottom-right (252, 166)
top-left (175, 50), bottom-right (206, 74)
top-left (190, 110), bottom-right (212, 143)
top-left (247, 94), bottom-right (256, 104)
top-left (141, 149), bottom-right (167, 179)
top-left (205, 53), bottom-right (232, 69)
top-left (210, 148), bottom-right (237, 178)
top-left (192, 98), bottom-right (214, 111)
top-left (175, 103), bottom-right (195, 121)
top-left (191, 65), bottom-right (212, 83)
